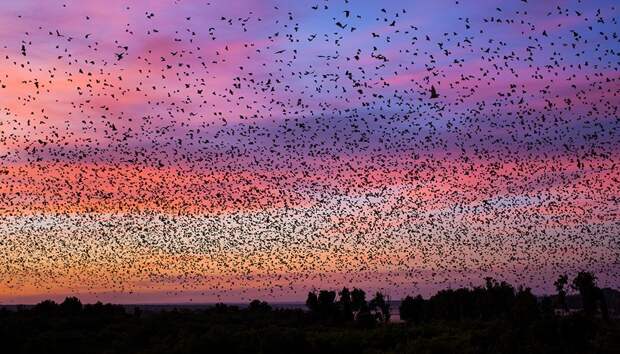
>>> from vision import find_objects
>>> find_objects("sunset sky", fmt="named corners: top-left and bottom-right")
top-left (0, 0), bottom-right (618, 304)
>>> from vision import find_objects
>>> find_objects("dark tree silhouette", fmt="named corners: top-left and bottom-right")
top-left (60, 296), bottom-right (82, 315)
top-left (599, 288), bottom-right (610, 322)
top-left (369, 292), bottom-right (390, 323)
top-left (572, 271), bottom-right (598, 316)
top-left (351, 288), bottom-right (368, 315)
top-left (511, 287), bottom-right (539, 325)
top-left (399, 295), bottom-right (425, 324)
top-left (400, 278), bottom-right (521, 323)
top-left (317, 290), bottom-right (337, 317)
top-left (249, 299), bottom-right (272, 312)
top-left (33, 299), bottom-right (58, 314)
top-left (338, 287), bottom-right (354, 321)
top-left (554, 274), bottom-right (569, 311)
top-left (482, 277), bottom-right (515, 320)
top-left (539, 296), bottom-right (554, 318)
top-left (306, 291), bottom-right (319, 312)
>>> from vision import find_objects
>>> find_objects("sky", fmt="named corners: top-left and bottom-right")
top-left (0, 0), bottom-right (618, 304)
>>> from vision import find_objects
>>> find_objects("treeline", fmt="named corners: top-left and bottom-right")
top-left (305, 288), bottom-right (390, 326)
top-left (303, 271), bottom-right (613, 327)
top-left (400, 272), bottom-right (611, 324)
top-left (0, 271), bottom-right (618, 354)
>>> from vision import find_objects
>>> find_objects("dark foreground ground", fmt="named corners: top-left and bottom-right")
top-left (1, 302), bottom-right (619, 354)
top-left (3, 273), bottom-right (619, 354)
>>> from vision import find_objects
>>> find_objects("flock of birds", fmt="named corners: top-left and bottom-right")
top-left (0, 0), bottom-right (618, 302)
